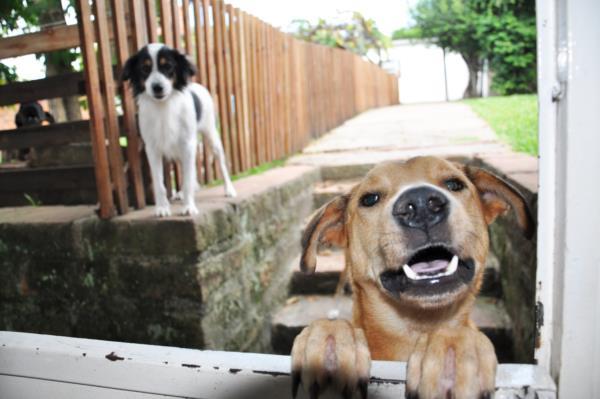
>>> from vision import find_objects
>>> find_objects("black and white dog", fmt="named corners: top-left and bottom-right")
top-left (122, 43), bottom-right (236, 217)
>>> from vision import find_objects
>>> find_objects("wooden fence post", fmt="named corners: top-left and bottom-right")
top-left (93, 0), bottom-right (130, 214)
top-left (75, 0), bottom-right (115, 218)
top-left (111, 0), bottom-right (146, 209)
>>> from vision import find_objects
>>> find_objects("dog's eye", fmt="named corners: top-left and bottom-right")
top-left (359, 193), bottom-right (380, 207)
top-left (445, 178), bottom-right (465, 192)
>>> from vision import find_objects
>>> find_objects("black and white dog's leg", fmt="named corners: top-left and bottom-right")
top-left (146, 146), bottom-right (171, 217)
top-left (180, 144), bottom-right (199, 215)
top-left (205, 127), bottom-right (237, 198)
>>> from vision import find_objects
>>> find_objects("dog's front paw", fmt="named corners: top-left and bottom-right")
top-left (180, 203), bottom-right (199, 216)
top-left (154, 205), bottom-right (172, 217)
top-left (291, 319), bottom-right (370, 399)
top-left (225, 184), bottom-right (237, 198)
top-left (171, 190), bottom-right (183, 201)
top-left (406, 327), bottom-right (496, 399)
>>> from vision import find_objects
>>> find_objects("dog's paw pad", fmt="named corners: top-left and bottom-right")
top-left (154, 206), bottom-right (172, 217)
top-left (180, 204), bottom-right (199, 216)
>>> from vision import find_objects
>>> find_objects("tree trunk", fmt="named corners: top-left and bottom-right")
top-left (37, 0), bottom-right (82, 122)
top-left (462, 54), bottom-right (482, 98)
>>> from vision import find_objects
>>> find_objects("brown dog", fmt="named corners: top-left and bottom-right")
top-left (291, 156), bottom-right (533, 399)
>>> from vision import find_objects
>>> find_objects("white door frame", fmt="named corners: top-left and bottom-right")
top-left (535, 0), bottom-right (600, 397)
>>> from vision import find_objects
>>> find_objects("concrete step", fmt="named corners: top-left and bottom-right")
top-left (313, 179), bottom-right (360, 209)
top-left (271, 295), bottom-right (514, 362)
top-left (289, 250), bottom-right (346, 295)
top-left (289, 249), bottom-right (502, 298)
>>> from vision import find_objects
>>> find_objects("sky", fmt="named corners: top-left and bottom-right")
top-left (228, 0), bottom-right (413, 34)
top-left (4, 0), bottom-right (414, 81)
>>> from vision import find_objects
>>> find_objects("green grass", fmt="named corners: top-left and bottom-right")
top-left (464, 94), bottom-right (538, 156)
top-left (207, 158), bottom-right (287, 187)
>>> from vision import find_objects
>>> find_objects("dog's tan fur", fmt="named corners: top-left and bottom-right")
top-left (291, 156), bottom-right (533, 399)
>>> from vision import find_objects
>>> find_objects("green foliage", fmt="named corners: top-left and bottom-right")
top-left (464, 94), bottom-right (538, 155)
top-left (477, 10), bottom-right (536, 94)
top-left (0, 63), bottom-right (18, 84)
top-left (24, 193), bottom-right (42, 207)
top-left (0, 0), bottom-right (40, 33)
top-left (291, 12), bottom-right (391, 65)
top-left (411, 0), bottom-right (536, 96)
top-left (391, 26), bottom-right (423, 40)
top-left (1, 0), bottom-right (80, 82)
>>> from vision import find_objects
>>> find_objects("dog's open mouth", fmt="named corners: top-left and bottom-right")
top-left (379, 245), bottom-right (475, 298)
top-left (403, 246), bottom-right (459, 280)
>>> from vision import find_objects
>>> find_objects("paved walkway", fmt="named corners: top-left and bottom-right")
top-left (289, 102), bottom-right (538, 192)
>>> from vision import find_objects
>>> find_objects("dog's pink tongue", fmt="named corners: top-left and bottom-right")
top-left (410, 260), bottom-right (449, 274)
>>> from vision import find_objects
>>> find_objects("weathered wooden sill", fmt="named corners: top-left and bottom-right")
top-left (0, 331), bottom-right (555, 398)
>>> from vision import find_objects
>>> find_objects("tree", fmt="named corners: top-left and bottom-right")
top-left (412, 0), bottom-right (487, 98)
top-left (476, 1), bottom-right (536, 94)
top-left (411, 0), bottom-right (536, 97)
top-left (290, 12), bottom-right (391, 66)
top-left (391, 26), bottom-right (423, 41)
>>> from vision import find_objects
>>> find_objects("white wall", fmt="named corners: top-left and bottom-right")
top-left (385, 39), bottom-right (469, 104)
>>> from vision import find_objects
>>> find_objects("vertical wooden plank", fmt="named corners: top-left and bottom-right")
top-left (229, 7), bottom-right (247, 172)
top-left (94, 0), bottom-right (129, 214)
top-left (272, 27), bottom-right (281, 159)
top-left (76, 0), bottom-right (115, 218)
top-left (160, 0), bottom-right (175, 192)
top-left (190, 0), bottom-right (205, 183)
top-left (182, 0), bottom-right (193, 55)
top-left (223, 4), bottom-right (239, 174)
top-left (171, 0), bottom-right (183, 50)
top-left (112, 0), bottom-right (146, 209)
top-left (201, 0), bottom-right (216, 182)
top-left (239, 8), bottom-right (250, 172)
top-left (247, 15), bottom-right (260, 167)
top-left (160, 0), bottom-right (173, 46)
top-left (173, 0), bottom-right (185, 198)
top-left (237, 9), bottom-right (251, 170)
top-left (283, 35), bottom-right (292, 157)
top-left (264, 22), bottom-right (274, 162)
top-left (271, 26), bottom-right (280, 159)
top-left (129, 0), bottom-right (147, 50)
top-left (193, 0), bottom-right (207, 85)
top-left (212, 0), bottom-right (232, 178)
top-left (144, 0), bottom-right (159, 43)
top-left (258, 19), bottom-right (269, 164)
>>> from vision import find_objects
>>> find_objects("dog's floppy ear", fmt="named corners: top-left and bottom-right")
top-left (176, 52), bottom-right (196, 80)
top-left (464, 165), bottom-right (535, 239)
top-left (300, 195), bottom-right (349, 274)
top-left (121, 52), bottom-right (139, 82)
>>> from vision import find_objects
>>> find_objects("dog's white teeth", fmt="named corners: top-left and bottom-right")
top-left (403, 264), bottom-right (419, 280)
top-left (445, 255), bottom-right (459, 275)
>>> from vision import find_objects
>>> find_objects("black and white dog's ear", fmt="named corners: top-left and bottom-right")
top-left (176, 51), bottom-right (196, 80)
top-left (121, 52), bottom-right (139, 82)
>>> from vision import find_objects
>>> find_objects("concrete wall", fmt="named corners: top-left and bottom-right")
top-left (385, 39), bottom-right (469, 104)
top-left (0, 165), bottom-right (319, 353)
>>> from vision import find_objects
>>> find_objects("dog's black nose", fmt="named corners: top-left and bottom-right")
top-left (151, 83), bottom-right (164, 95)
top-left (393, 186), bottom-right (449, 231)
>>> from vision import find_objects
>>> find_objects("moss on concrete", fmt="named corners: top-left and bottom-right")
top-left (0, 166), bottom-right (319, 353)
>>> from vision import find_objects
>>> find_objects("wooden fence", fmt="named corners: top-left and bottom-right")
top-left (0, 0), bottom-right (399, 218)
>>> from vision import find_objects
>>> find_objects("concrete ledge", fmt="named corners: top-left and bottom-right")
top-left (0, 331), bottom-right (556, 399)
top-left (0, 165), bottom-right (320, 352)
